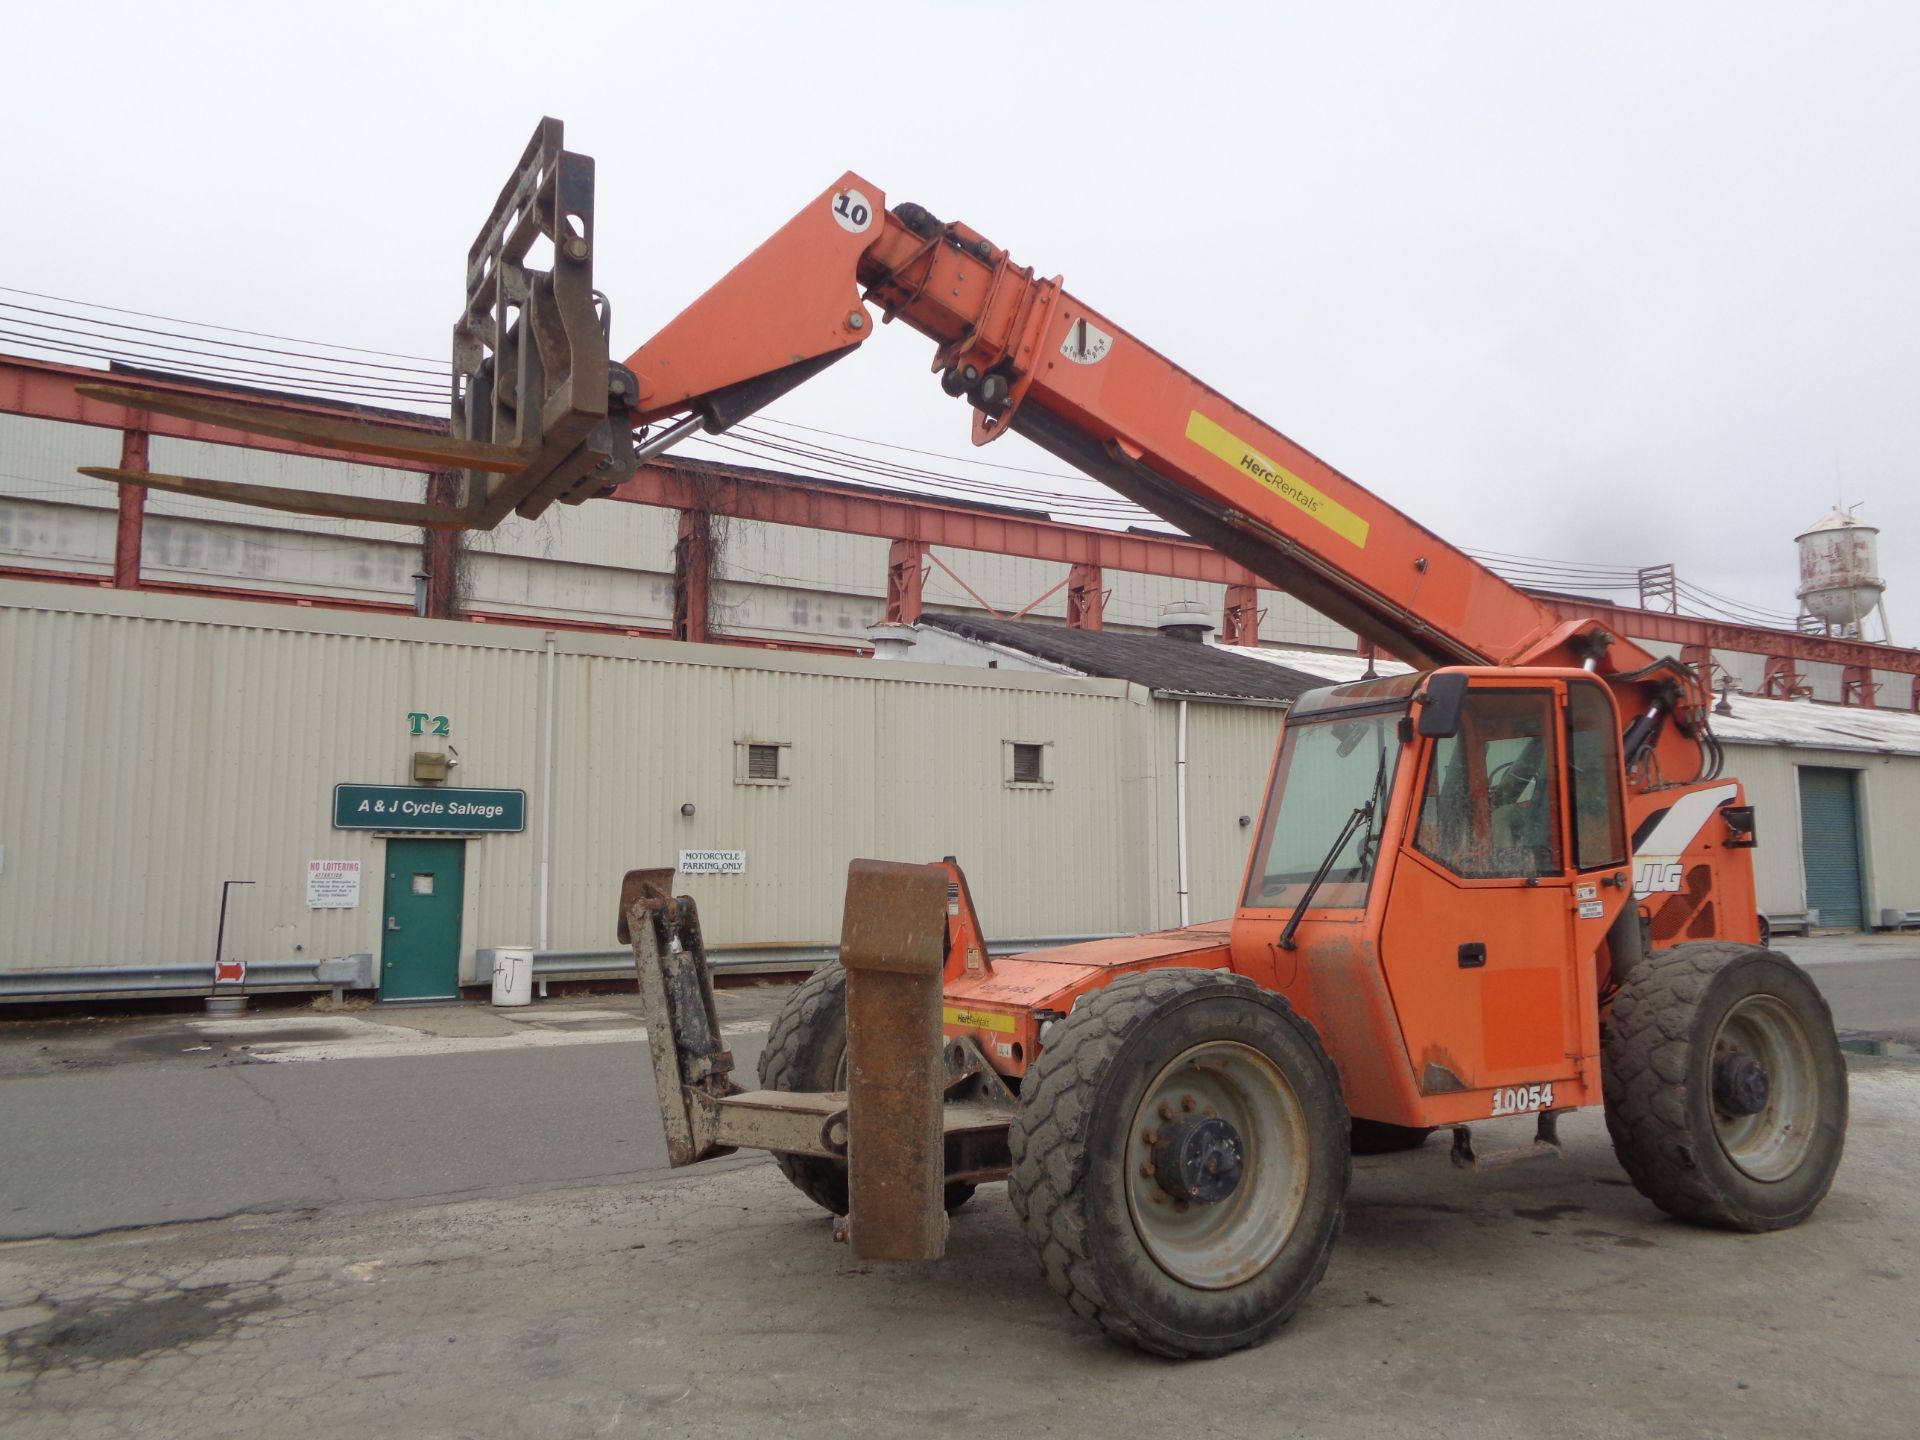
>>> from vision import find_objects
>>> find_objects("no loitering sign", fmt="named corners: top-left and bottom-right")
top-left (306, 860), bottom-right (362, 909)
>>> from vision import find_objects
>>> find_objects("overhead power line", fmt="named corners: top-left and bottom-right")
top-left (0, 285), bottom-right (443, 364)
top-left (3, 287), bottom-right (1803, 630)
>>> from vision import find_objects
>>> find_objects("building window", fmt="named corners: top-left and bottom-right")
top-left (735, 740), bottom-right (790, 786)
top-left (1005, 740), bottom-right (1052, 788)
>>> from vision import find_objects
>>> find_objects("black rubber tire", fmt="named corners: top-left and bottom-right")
top-left (1602, 942), bottom-right (1848, 1232)
top-left (756, 963), bottom-right (974, 1217)
top-left (1349, 1120), bottom-right (1434, 1155)
top-left (1007, 968), bottom-right (1350, 1359)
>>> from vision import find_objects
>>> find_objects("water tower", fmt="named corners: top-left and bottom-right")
top-left (1795, 507), bottom-right (1890, 641)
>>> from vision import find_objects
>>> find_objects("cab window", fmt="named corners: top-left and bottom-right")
top-left (1414, 690), bottom-right (1562, 879)
top-left (1243, 707), bottom-right (1402, 909)
top-left (1565, 680), bottom-right (1628, 870)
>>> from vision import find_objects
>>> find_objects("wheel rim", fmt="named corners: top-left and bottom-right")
top-left (1124, 1040), bottom-right (1310, 1290)
top-left (1712, 993), bottom-right (1819, 1182)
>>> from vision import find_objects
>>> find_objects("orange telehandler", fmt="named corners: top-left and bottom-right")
top-left (82, 120), bottom-right (1847, 1358)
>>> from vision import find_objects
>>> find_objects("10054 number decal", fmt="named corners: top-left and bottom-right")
top-left (1490, 1082), bottom-right (1554, 1117)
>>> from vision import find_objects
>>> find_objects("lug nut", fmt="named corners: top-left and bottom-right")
top-left (1142, 1129), bottom-right (1159, 1147)
top-left (1181, 1094), bottom-right (1196, 1112)
top-left (1159, 1101), bottom-right (1177, 1122)
top-left (1139, 1162), bottom-right (1155, 1178)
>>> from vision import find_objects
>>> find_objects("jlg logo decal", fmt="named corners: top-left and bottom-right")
top-left (1634, 859), bottom-right (1684, 897)
top-left (1490, 1082), bottom-right (1554, 1117)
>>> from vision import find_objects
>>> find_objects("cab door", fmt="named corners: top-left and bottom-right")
top-left (1376, 682), bottom-right (1584, 1105)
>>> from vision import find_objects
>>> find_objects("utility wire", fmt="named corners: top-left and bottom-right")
top-left (0, 314), bottom-right (447, 398)
top-left (0, 329), bottom-right (444, 408)
top-left (0, 285), bottom-right (443, 364)
top-left (0, 300), bottom-right (447, 378)
top-left (5, 289), bottom-right (1806, 629)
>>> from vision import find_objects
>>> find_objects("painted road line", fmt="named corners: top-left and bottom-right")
top-left (189, 1014), bottom-right (769, 1064)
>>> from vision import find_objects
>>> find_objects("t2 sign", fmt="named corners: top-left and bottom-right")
top-left (408, 712), bottom-right (451, 738)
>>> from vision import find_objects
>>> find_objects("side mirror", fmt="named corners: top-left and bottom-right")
top-left (1416, 672), bottom-right (1469, 739)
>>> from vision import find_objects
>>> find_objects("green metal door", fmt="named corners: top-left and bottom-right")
top-left (1798, 767), bottom-right (1864, 931)
top-left (380, 838), bottom-right (465, 1001)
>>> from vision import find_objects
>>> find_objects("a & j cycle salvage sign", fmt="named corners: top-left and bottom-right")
top-left (332, 784), bottom-right (526, 833)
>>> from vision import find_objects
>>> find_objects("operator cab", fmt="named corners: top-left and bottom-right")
top-left (1233, 667), bottom-right (1633, 1125)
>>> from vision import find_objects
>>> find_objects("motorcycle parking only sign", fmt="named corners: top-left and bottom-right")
top-left (679, 850), bottom-right (746, 876)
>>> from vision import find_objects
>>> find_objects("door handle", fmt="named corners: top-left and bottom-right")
top-left (1457, 942), bottom-right (1487, 969)
top-left (386, 916), bottom-right (400, 932)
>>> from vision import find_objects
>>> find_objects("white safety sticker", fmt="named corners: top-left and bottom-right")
top-left (1491, 1082), bottom-right (1554, 1117)
top-left (1059, 316), bottom-right (1114, 365)
top-left (1574, 883), bottom-right (1597, 902)
top-left (1577, 900), bottom-right (1606, 920)
top-left (830, 187), bottom-right (874, 234)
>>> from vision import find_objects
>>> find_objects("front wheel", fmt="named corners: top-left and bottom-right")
top-left (757, 963), bottom-right (976, 1217)
top-left (1008, 969), bottom-right (1349, 1359)
top-left (1602, 942), bottom-right (1847, 1231)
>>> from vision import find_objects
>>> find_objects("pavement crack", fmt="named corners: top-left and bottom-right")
top-left (225, 1067), bottom-right (352, 1201)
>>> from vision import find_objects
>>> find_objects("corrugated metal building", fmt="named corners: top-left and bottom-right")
top-left (0, 581), bottom-right (1284, 1001)
top-left (1712, 698), bottom-right (1920, 931)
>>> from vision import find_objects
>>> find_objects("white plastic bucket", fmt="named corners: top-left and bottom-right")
top-left (490, 947), bottom-right (534, 1007)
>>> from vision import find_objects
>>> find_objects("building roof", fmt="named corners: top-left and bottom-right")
top-left (918, 613), bottom-right (1327, 704)
top-left (1712, 693), bottom-right (1920, 758)
top-left (1216, 643), bottom-right (1416, 686)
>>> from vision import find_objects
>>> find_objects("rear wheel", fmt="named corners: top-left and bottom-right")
top-left (757, 963), bottom-right (975, 1216)
top-left (1602, 942), bottom-right (1847, 1231)
top-left (1008, 969), bottom-right (1349, 1358)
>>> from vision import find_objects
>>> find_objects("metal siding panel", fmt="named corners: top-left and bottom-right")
top-left (3, 586), bottom-right (1319, 986)
top-left (1182, 704), bottom-right (1286, 919)
top-left (0, 598), bottom-right (543, 975)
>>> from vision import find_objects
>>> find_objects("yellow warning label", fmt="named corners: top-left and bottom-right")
top-left (943, 1005), bottom-right (1017, 1034)
top-left (1185, 411), bottom-right (1370, 548)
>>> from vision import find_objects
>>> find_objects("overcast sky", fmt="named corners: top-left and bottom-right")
top-left (9, 2), bottom-right (1917, 631)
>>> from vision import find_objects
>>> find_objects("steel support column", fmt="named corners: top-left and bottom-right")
top-left (1222, 583), bottom-right (1261, 646)
top-left (1065, 563), bottom-right (1104, 630)
top-left (1679, 642), bottom-right (1714, 688)
top-left (887, 539), bottom-right (928, 624)
top-left (111, 429), bottom-right (149, 589)
top-left (1761, 654), bottom-right (1803, 699)
top-left (1841, 664), bottom-right (1878, 708)
top-left (673, 510), bottom-right (714, 643)
top-left (420, 471), bottom-right (463, 619)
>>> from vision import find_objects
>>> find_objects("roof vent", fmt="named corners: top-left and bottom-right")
top-left (867, 622), bottom-right (919, 660)
top-left (1156, 599), bottom-right (1215, 644)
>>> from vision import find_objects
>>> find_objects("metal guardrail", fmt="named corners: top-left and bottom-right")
top-left (0, 938), bottom-right (1118, 1003)
top-left (510, 935), bottom-right (1120, 983)
top-left (0, 954), bottom-right (375, 1002)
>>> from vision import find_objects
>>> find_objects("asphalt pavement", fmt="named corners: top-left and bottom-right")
top-left (1, 939), bottom-right (1915, 1438)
